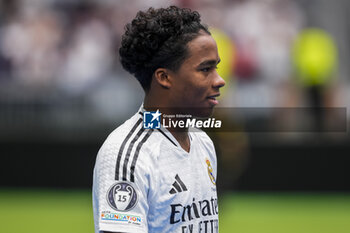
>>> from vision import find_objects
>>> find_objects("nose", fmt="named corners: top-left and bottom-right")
top-left (212, 72), bottom-right (225, 89)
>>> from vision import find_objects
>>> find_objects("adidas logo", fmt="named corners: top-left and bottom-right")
top-left (169, 174), bottom-right (188, 194)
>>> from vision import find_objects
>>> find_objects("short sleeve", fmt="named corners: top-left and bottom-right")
top-left (92, 138), bottom-right (151, 233)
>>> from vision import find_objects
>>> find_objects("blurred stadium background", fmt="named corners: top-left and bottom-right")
top-left (0, 0), bottom-right (350, 232)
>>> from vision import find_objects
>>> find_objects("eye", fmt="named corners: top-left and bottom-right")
top-left (201, 66), bottom-right (218, 72)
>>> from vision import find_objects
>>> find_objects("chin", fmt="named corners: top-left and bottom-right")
top-left (172, 101), bottom-right (215, 118)
top-left (191, 105), bottom-right (215, 118)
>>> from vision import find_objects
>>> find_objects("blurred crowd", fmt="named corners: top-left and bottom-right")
top-left (0, 0), bottom-right (349, 134)
top-left (0, 0), bottom-right (134, 94)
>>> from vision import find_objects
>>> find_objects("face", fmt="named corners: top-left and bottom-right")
top-left (168, 32), bottom-right (225, 117)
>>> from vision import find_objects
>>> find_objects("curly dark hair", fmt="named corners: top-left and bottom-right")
top-left (119, 6), bottom-right (210, 91)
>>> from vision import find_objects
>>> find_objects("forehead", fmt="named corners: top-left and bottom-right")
top-left (185, 33), bottom-right (219, 65)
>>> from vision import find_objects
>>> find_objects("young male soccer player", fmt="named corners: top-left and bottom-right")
top-left (93, 6), bottom-right (225, 233)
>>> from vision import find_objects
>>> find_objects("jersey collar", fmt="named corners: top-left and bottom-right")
top-left (137, 103), bottom-right (193, 150)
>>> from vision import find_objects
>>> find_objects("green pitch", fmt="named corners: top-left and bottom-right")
top-left (0, 190), bottom-right (349, 233)
top-left (220, 192), bottom-right (350, 233)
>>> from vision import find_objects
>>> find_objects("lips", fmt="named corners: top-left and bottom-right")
top-left (207, 93), bottom-right (220, 105)
top-left (207, 93), bottom-right (220, 100)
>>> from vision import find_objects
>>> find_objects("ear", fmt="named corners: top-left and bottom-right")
top-left (153, 68), bottom-right (171, 89)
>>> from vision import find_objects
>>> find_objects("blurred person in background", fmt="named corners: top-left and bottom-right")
top-left (0, 4), bottom-right (63, 88)
top-left (222, 0), bottom-right (303, 108)
top-left (57, 4), bottom-right (113, 96)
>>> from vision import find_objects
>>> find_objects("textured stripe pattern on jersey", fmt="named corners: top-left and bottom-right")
top-left (115, 118), bottom-right (142, 180)
top-left (130, 129), bottom-right (153, 182)
top-left (122, 127), bottom-right (146, 181)
top-left (115, 116), bottom-right (154, 183)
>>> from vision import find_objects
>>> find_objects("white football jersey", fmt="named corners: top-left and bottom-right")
top-left (93, 105), bottom-right (219, 233)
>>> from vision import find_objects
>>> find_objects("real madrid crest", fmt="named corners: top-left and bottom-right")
top-left (107, 181), bottom-right (138, 212)
top-left (206, 158), bottom-right (216, 185)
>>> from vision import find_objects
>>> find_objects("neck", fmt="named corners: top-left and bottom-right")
top-left (143, 87), bottom-right (167, 109)
top-left (144, 92), bottom-right (190, 152)
top-left (169, 129), bottom-right (190, 153)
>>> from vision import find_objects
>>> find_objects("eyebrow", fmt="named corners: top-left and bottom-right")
top-left (198, 58), bottom-right (221, 67)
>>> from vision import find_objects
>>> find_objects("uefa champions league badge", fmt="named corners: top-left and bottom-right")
top-left (107, 182), bottom-right (138, 212)
top-left (206, 158), bottom-right (216, 186)
top-left (143, 110), bottom-right (161, 129)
